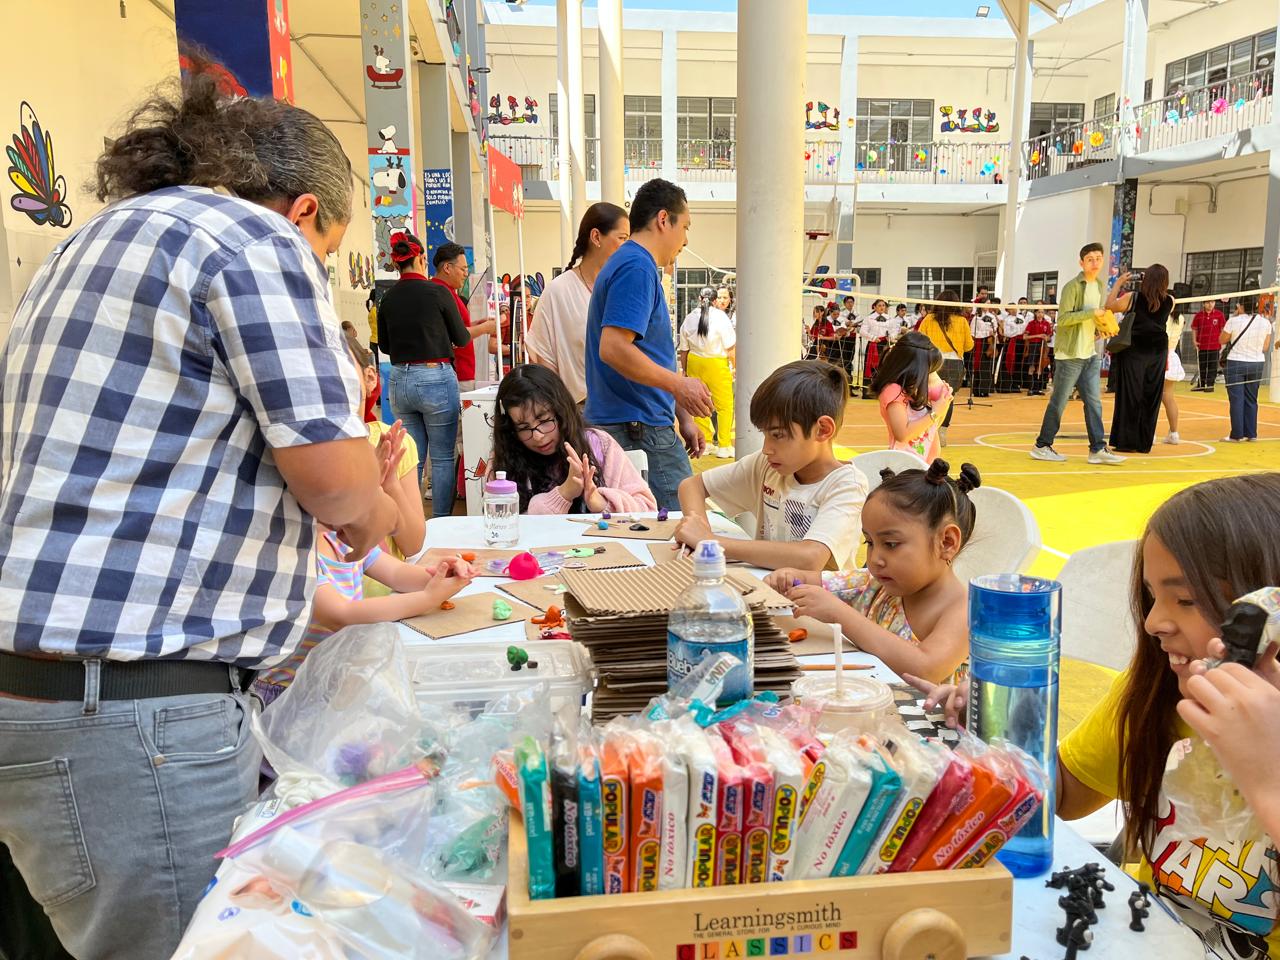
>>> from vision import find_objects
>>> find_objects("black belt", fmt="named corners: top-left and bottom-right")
top-left (0, 651), bottom-right (255, 702)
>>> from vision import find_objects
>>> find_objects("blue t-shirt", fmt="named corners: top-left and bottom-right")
top-left (583, 240), bottom-right (677, 427)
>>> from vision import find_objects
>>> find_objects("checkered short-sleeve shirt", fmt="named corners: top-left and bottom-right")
top-left (0, 186), bottom-right (367, 667)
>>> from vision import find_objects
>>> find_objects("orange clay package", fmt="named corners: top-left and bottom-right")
top-left (888, 749), bottom-right (976, 873)
top-left (673, 714), bottom-right (719, 889)
top-left (600, 726), bottom-right (632, 894)
top-left (757, 725), bottom-right (807, 883)
top-left (792, 738), bottom-right (872, 880)
top-left (650, 720), bottom-right (689, 891)
top-left (627, 729), bottom-right (665, 892)
top-left (908, 738), bottom-right (1016, 872)
top-left (952, 742), bottom-right (1046, 869)
top-left (705, 727), bottom-right (746, 885)
top-left (719, 721), bottom-right (775, 885)
top-left (863, 734), bottom-right (951, 874)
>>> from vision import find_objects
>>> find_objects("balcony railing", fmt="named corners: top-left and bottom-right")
top-left (1132, 66), bottom-right (1273, 153)
top-left (1022, 113), bottom-right (1120, 182)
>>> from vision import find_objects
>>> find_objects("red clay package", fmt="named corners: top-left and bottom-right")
top-left (908, 743), bottom-right (1015, 872)
top-left (705, 727), bottom-right (745, 885)
top-left (719, 721), bottom-right (775, 884)
top-left (888, 750), bottom-right (975, 872)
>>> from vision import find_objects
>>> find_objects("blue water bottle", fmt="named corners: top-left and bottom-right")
top-left (968, 574), bottom-right (1061, 877)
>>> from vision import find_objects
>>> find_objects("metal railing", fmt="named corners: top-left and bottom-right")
top-left (1133, 66), bottom-right (1273, 153)
top-left (1022, 113), bottom-right (1120, 182)
top-left (844, 141), bottom-right (1010, 185)
top-left (488, 135), bottom-right (599, 181)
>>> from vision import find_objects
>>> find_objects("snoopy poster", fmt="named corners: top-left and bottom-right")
top-left (361, 0), bottom-right (420, 279)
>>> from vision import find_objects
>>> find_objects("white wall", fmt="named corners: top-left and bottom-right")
top-left (1133, 174), bottom-right (1269, 279)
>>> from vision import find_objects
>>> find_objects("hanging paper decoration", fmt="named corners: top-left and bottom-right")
top-left (1071, 141), bottom-right (1084, 154)
top-left (914, 149), bottom-right (927, 162)
top-left (804, 150), bottom-right (812, 160)
top-left (1030, 150), bottom-right (1041, 164)
top-left (939, 168), bottom-right (947, 175)
top-left (1088, 131), bottom-right (1105, 148)
top-left (980, 162), bottom-right (995, 176)
top-left (857, 162), bottom-right (865, 170)
top-left (1235, 97), bottom-right (1246, 110)
top-left (1165, 109), bottom-right (1180, 124)
top-left (866, 150), bottom-right (877, 163)
top-left (1212, 97), bottom-right (1228, 114)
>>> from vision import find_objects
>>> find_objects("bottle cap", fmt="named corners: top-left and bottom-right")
top-left (692, 539), bottom-right (726, 579)
top-left (969, 574), bottom-right (1061, 640)
top-left (486, 470), bottom-right (516, 495)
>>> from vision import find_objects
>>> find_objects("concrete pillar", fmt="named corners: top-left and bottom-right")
top-left (418, 64), bottom-right (456, 265)
top-left (598, 0), bottom-right (625, 201)
top-left (452, 131), bottom-right (476, 248)
top-left (1118, 0), bottom-right (1149, 156)
top-left (661, 28), bottom-right (678, 181)
top-left (996, 0), bottom-right (1031, 302)
top-left (566, 0), bottom-right (588, 232)
top-left (1262, 150), bottom-right (1280, 393)
top-left (736, 0), bottom-right (806, 457)
top-left (835, 33), bottom-right (859, 275)
top-left (556, 0), bottom-right (573, 264)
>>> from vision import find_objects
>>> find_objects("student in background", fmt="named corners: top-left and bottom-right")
top-left (970, 305), bottom-right (998, 397)
top-left (998, 302), bottom-right (1027, 393)
top-left (916, 291), bottom-right (974, 448)
top-left (872, 332), bottom-right (953, 464)
top-left (1024, 307), bottom-right (1053, 397)
top-left (674, 360), bottom-right (868, 571)
top-left (1191, 298), bottom-right (1226, 391)
top-left (1220, 300), bottom-right (1275, 443)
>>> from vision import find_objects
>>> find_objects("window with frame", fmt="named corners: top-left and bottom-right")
top-left (976, 266), bottom-right (997, 292)
top-left (906, 266), bottom-right (976, 302)
top-left (677, 97), bottom-right (736, 166)
top-left (1093, 93), bottom-right (1116, 119)
top-left (1144, 78), bottom-right (1153, 101)
top-left (1028, 102), bottom-right (1085, 139)
top-left (548, 93), bottom-right (598, 178)
top-left (624, 95), bottom-right (663, 168)
top-left (1164, 30), bottom-right (1276, 95)
top-left (850, 267), bottom-right (881, 291)
top-left (1027, 271), bottom-right (1059, 302)
top-left (1184, 248), bottom-right (1263, 302)
top-left (855, 99), bottom-right (934, 146)
top-left (674, 267), bottom-right (732, 324)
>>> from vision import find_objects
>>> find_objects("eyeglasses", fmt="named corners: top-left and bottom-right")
top-left (514, 416), bottom-right (557, 439)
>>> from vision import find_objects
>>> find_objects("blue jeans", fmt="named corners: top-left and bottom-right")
top-left (389, 363), bottom-right (460, 518)
top-left (0, 679), bottom-right (260, 959)
top-left (594, 421), bottom-right (692, 511)
top-left (1035, 354), bottom-right (1107, 453)
top-left (1225, 360), bottom-right (1264, 439)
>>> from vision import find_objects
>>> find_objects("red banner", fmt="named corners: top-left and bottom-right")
top-left (487, 147), bottom-right (524, 220)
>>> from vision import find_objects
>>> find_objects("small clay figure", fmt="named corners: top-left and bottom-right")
top-left (493, 599), bottom-right (513, 621)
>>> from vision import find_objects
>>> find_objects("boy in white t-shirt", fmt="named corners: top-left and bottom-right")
top-left (674, 360), bottom-right (869, 570)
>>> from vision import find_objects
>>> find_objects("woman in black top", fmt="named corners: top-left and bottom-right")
top-left (377, 231), bottom-right (471, 516)
top-left (1108, 264), bottom-right (1174, 454)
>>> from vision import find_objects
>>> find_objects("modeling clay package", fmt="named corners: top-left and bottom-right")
top-left (888, 750), bottom-right (975, 873)
top-left (792, 740), bottom-right (872, 879)
top-left (706, 727), bottom-right (745, 885)
top-left (627, 729), bottom-right (665, 892)
top-left (549, 728), bottom-right (580, 897)
top-left (831, 737), bottom-right (903, 877)
top-left (865, 735), bottom-right (950, 874)
top-left (673, 715), bottom-right (719, 888)
top-left (908, 740), bottom-right (1015, 872)
top-left (757, 725), bottom-right (806, 883)
top-left (576, 726), bottom-right (605, 895)
top-left (514, 737), bottom-right (555, 900)
top-left (719, 721), bottom-right (775, 884)
top-left (952, 743), bottom-right (1046, 869)
top-left (600, 727), bottom-right (632, 894)
top-left (652, 721), bottom-right (690, 890)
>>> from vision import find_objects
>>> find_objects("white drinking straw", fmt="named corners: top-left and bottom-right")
top-left (833, 624), bottom-right (845, 699)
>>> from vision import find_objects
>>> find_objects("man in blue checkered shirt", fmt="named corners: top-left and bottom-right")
top-left (0, 78), bottom-right (400, 957)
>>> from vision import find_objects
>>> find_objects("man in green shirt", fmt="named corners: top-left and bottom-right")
top-left (1031, 242), bottom-right (1127, 464)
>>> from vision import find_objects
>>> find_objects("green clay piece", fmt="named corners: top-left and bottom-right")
top-left (493, 599), bottom-right (513, 621)
top-left (567, 547), bottom-right (596, 558)
top-left (507, 645), bottom-right (529, 667)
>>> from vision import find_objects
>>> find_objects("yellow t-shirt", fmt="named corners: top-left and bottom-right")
top-left (1061, 672), bottom-right (1279, 957)
top-left (367, 306), bottom-right (378, 345)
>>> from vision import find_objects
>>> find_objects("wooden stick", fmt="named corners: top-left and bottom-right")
top-left (800, 662), bottom-right (876, 671)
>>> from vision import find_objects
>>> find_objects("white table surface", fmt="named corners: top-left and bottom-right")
top-left (413, 515), bottom-right (1202, 959)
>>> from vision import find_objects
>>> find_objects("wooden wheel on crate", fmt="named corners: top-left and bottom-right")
top-left (881, 908), bottom-right (967, 960)
top-left (572, 933), bottom-right (655, 960)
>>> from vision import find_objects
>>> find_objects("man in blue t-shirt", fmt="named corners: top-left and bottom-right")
top-left (584, 179), bottom-right (713, 509)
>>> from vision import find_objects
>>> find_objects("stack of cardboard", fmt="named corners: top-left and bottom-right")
top-left (557, 557), bottom-right (801, 722)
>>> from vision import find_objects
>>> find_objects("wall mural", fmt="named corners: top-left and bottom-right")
top-left (501, 272), bottom-right (546, 298)
top-left (486, 94), bottom-right (539, 126)
top-left (804, 101), bottom-right (845, 131)
top-left (348, 251), bottom-right (375, 289)
top-left (938, 106), bottom-right (1001, 133)
top-left (7, 102), bottom-right (73, 229)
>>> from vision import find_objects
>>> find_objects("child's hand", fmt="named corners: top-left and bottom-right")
top-left (558, 443), bottom-right (586, 501)
top-left (902, 673), bottom-right (968, 729)
top-left (674, 513), bottom-right (715, 550)
top-left (430, 556), bottom-right (476, 581)
top-left (766, 568), bottom-right (820, 593)
top-left (421, 563), bottom-right (469, 608)
top-left (1177, 663), bottom-right (1280, 812)
top-left (1190, 639), bottom-right (1280, 691)
top-left (573, 444), bottom-right (607, 513)
top-left (786, 584), bottom-right (846, 624)
top-left (376, 421), bottom-right (406, 488)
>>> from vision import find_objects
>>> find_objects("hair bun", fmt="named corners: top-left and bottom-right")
top-left (957, 462), bottom-right (982, 494)
top-left (878, 467), bottom-right (896, 483)
top-left (926, 459), bottom-right (950, 485)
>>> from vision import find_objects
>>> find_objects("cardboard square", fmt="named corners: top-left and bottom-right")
top-left (402, 591), bottom-right (537, 639)
top-left (582, 517), bottom-right (680, 541)
top-left (646, 542), bottom-right (686, 565)
top-left (498, 575), bottom-right (571, 611)
top-left (770, 614), bottom-right (849, 656)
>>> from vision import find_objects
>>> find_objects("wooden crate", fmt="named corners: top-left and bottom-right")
top-left (507, 817), bottom-right (1013, 960)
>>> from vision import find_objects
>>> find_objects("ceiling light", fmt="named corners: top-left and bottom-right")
top-left (976, 5), bottom-right (991, 15)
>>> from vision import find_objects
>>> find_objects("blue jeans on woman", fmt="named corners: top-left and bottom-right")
top-left (1225, 360), bottom-right (1264, 440)
top-left (389, 362), bottom-right (460, 518)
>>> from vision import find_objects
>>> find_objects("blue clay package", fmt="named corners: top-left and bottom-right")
top-left (576, 726), bottom-right (605, 895)
top-left (515, 736), bottom-right (556, 900)
top-left (831, 738), bottom-right (903, 877)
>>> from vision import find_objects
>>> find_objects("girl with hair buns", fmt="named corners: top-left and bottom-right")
top-left (767, 459), bottom-right (980, 682)
top-left (527, 202), bottom-right (630, 404)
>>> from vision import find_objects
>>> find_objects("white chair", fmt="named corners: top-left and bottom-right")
top-left (1056, 540), bottom-right (1139, 671)
top-left (851, 449), bottom-right (929, 491)
top-left (624, 448), bottom-right (649, 480)
top-left (952, 486), bottom-right (1042, 587)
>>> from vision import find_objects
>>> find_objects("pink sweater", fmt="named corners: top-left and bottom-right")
top-left (527, 429), bottom-right (658, 514)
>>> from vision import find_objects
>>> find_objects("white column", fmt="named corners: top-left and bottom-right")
top-left (567, 0), bottom-right (588, 232)
top-left (736, 0), bottom-right (806, 457)
top-left (556, 0), bottom-right (572, 264)
top-left (598, 0), bottom-right (625, 201)
top-left (835, 33), bottom-right (860, 275)
top-left (996, 0), bottom-right (1031, 302)
top-left (1118, 0), bottom-right (1149, 157)
top-left (661, 27), bottom-right (678, 181)
top-left (1262, 150), bottom-right (1280, 395)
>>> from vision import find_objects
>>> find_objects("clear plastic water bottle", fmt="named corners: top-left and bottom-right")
top-left (666, 541), bottom-right (754, 705)
top-left (483, 472), bottom-right (519, 547)
top-left (967, 573), bottom-right (1061, 878)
